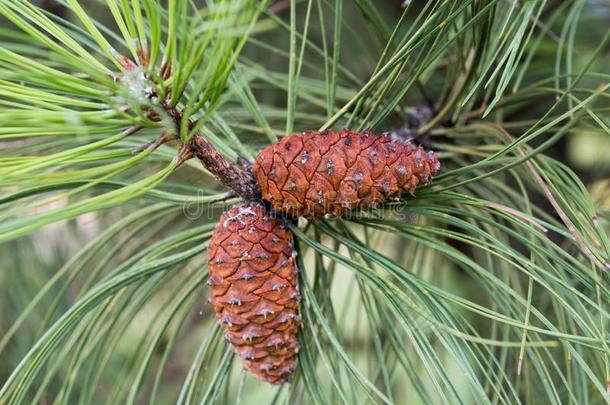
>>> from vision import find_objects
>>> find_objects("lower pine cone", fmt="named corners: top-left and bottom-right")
top-left (207, 202), bottom-right (301, 384)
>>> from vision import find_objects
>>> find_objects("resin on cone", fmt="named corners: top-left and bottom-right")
top-left (252, 129), bottom-right (440, 218)
top-left (208, 202), bottom-right (301, 384)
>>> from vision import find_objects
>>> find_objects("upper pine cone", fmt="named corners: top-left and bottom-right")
top-left (252, 129), bottom-right (440, 218)
top-left (208, 202), bottom-right (301, 384)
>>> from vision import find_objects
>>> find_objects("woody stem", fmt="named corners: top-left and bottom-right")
top-left (160, 103), bottom-right (260, 200)
top-left (190, 134), bottom-right (260, 200)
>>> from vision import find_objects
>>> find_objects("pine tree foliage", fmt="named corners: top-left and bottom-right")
top-left (0, 0), bottom-right (609, 404)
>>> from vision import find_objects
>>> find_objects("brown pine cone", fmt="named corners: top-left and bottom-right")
top-left (207, 202), bottom-right (301, 384)
top-left (252, 129), bottom-right (440, 218)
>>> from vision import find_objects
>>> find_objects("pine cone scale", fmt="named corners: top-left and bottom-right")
top-left (278, 135), bottom-right (304, 165)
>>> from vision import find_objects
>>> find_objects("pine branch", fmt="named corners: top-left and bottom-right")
top-left (159, 101), bottom-right (260, 200)
top-left (190, 134), bottom-right (260, 200)
top-left (116, 53), bottom-right (261, 200)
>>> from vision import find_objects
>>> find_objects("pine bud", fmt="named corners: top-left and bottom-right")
top-left (208, 202), bottom-right (301, 384)
top-left (252, 129), bottom-right (440, 218)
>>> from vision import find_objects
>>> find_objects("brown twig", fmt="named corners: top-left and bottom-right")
top-left (131, 131), bottom-right (174, 154)
top-left (176, 143), bottom-right (195, 166)
top-left (484, 122), bottom-right (609, 271)
top-left (158, 102), bottom-right (260, 200)
top-left (116, 53), bottom-right (260, 201)
top-left (485, 202), bottom-right (549, 234)
top-left (190, 134), bottom-right (260, 200)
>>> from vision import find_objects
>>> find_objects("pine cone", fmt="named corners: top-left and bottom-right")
top-left (252, 129), bottom-right (440, 218)
top-left (207, 202), bottom-right (301, 384)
